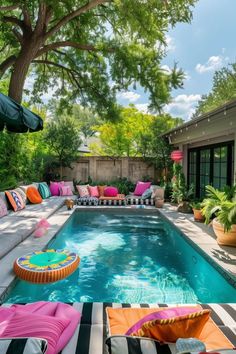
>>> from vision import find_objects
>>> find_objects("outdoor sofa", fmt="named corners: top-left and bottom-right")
top-left (76, 185), bottom-right (165, 207)
top-left (0, 183), bottom-right (74, 260)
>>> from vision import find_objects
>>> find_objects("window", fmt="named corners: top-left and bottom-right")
top-left (188, 141), bottom-right (234, 198)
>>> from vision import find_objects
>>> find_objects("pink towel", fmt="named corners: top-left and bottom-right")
top-left (0, 302), bottom-right (81, 354)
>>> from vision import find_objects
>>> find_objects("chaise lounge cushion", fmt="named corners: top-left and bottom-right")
top-left (0, 216), bottom-right (39, 258)
top-left (99, 194), bottom-right (125, 201)
top-left (0, 338), bottom-right (48, 354)
top-left (11, 197), bottom-right (65, 219)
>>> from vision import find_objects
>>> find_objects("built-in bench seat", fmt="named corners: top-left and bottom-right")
top-left (0, 195), bottom-right (67, 260)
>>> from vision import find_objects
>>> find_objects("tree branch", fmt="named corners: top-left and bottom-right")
top-left (0, 55), bottom-right (16, 76)
top-left (32, 59), bottom-right (77, 74)
top-left (35, 41), bottom-right (107, 57)
top-left (0, 5), bottom-right (20, 11)
top-left (22, 5), bottom-right (32, 30)
top-left (35, 2), bottom-right (48, 34)
top-left (45, 0), bottom-right (109, 40)
top-left (2, 15), bottom-right (24, 30)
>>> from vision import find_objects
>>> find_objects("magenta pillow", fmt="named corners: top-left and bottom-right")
top-left (125, 307), bottom-right (202, 336)
top-left (134, 181), bottom-right (151, 196)
top-left (88, 185), bottom-right (99, 198)
top-left (60, 185), bottom-right (73, 196)
top-left (50, 181), bottom-right (64, 196)
top-left (104, 186), bottom-right (118, 197)
top-left (0, 311), bottom-right (69, 354)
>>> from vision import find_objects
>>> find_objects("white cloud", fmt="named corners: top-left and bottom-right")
top-left (135, 103), bottom-right (149, 113)
top-left (166, 35), bottom-right (176, 52)
top-left (117, 91), bottom-right (141, 102)
top-left (164, 94), bottom-right (201, 121)
top-left (161, 64), bottom-right (172, 73)
top-left (195, 55), bottom-right (226, 73)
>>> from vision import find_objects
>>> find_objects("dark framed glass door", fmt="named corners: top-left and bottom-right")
top-left (188, 141), bottom-right (234, 198)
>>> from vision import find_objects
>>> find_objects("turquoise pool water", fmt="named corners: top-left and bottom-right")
top-left (5, 210), bottom-right (236, 304)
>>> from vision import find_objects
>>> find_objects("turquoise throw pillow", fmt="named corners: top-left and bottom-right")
top-left (141, 188), bottom-right (152, 199)
top-left (38, 182), bottom-right (51, 199)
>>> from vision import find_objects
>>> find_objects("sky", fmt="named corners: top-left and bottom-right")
top-left (117, 0), bottom-right (236, 121)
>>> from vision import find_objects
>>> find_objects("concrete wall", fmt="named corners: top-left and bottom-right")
top-left (61, 156), bottom-right (157, 183)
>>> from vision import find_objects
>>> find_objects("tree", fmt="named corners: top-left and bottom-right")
top-left (193, 63), bottom-right (236, 117)
top-left (44, 116), bottom-right (82, 178)
top-left (0, 105), bottom-right (47, 189)
top-left (91, 106), bottom-right (154, 157)
top-left (139, 114), bottom-right (183, 181)
top-left (72, 104), bottom-right (101, 142)
top-left (0, 1), bottom-right (196, 116)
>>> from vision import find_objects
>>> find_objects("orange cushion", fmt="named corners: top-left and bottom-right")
top-left (26, 186), bottom-right (42, 204)
top-left (5, 190), bottom-right (25, 212)
top-left (106, 307), bottom-right (234, 350)
top-left (99, 194), bottom-right (125, 200)
top-left (98, 185), bottom-right (107, 197)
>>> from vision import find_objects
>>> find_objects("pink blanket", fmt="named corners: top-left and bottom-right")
top-left (0, 301), bottom-right (81, 354)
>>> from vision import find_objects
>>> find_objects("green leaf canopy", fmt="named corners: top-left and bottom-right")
top-left (0, 0), bottom-right (196, 115)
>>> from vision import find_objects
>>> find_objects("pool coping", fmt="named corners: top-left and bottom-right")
top-left (1, 204), bottom-right (236, 303)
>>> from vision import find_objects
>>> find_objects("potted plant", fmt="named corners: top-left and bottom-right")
top-left (201, 185), bottom-right (236, 247)
top-left (176, 184), bottom-right (194, 213)
top-left (191, 201), bottom-right (205, 222)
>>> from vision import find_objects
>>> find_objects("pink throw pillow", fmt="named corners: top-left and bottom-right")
top-left (104, 186), bottom-right (118, 197)
top-left (60, 185), bottom-right (73, 196)
top-left (76, 185), bottom-right (90, 197)
top-left (134, 181), bottom-right (151, 196)
top-left (50, 181), bottom-right (64, 196)
top-left (88, 185), bottom-right (99, 198)
top-left (0, 311), bottom-right (70, 354)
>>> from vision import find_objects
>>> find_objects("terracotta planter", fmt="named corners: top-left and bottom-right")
top-left (213, 218), bottom-right (236, 247)
top-left (155, 198), bottom-right (164, 208)
top-left (193, 208), bottom-right (205, 222)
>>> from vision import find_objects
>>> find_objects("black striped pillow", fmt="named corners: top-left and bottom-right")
top-left (0, 337), bottom-right (47, 354)
top-left (106, 335), bottom-right (171, 354)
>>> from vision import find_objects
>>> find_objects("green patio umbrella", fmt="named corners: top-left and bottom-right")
top-left (0, 92), bottom-right (43, 133)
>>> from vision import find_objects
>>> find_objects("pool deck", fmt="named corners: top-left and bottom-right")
top-left (0, 203), bottom-right (236, 302)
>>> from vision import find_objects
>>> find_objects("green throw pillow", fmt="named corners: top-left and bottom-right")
top-left (38, 182), bottom-right (51, 199)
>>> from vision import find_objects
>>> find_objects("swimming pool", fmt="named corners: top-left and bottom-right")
top-left (5, 209), bottom-right (236, 304)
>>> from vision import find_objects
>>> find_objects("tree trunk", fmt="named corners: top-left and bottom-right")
top-left (8, 37), bottom-right (44, 103)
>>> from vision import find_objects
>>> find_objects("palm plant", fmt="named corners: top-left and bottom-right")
top-left (202, 185), bottom-right (236, 232)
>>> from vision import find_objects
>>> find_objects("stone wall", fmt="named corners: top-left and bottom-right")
top-left (61, 156), bottom-right (157, 183)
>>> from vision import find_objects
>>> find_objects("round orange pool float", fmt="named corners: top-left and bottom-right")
top-left (14, 249), bottom-right (80, 283)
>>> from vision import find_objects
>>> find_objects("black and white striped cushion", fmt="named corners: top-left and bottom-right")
top-left (2, 303), bottom-right (236, 354)
top-left (106, 335), bottom-right (172, 354)
top-left (0, 337), bottom-right (47, 354)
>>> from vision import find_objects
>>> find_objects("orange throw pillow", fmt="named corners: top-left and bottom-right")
top-left (98, 185), bottom-right (107, 197)
top-left (129, 309), bottom-right (210, 342)
top-left (26, 186), bottom-right (42, 204)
